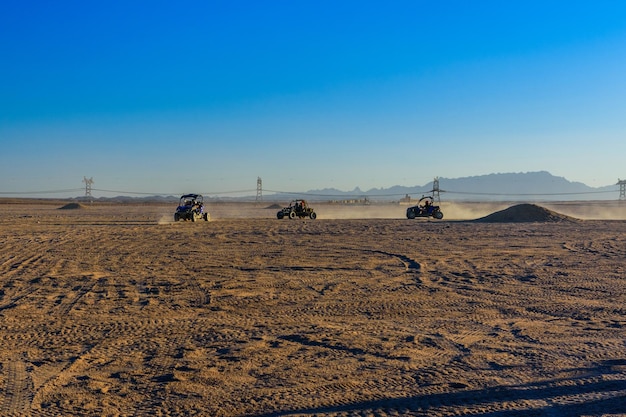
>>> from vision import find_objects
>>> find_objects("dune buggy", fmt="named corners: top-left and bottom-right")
top-left (174, 194), bottom-right (210, 222)
top-left (406, 196), bottom-right (443, 219)
top-left (277, 199), bottom-right (317, 219)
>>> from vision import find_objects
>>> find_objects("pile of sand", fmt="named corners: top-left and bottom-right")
top-left (474, 203), bottom-right (579, 223)
top-left (58, 202), bottom-right (87, 210)
top-left (265, 203), bottom-right (282, 209)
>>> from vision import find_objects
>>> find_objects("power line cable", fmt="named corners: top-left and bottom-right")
top-left (0, 186), bottom-right (619, 198)
top-left (443, 189), bottom-right (617, 196)
top-left (0, 188), bottom-right (83, 195)
top-left (264, 188), bottom-right (619, 198)
top-left (91, 188), bottom-right (257, 196)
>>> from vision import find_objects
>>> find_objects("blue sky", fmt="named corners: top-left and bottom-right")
top-left (1, 1), bottom-right (625, 197)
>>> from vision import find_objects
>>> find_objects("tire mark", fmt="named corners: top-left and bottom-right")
top-left (55, 276), bottom-right (106, 316)
top-left (5, 254), bottom-right (46, 277)
top-left (0, 355), bottom-right (34, 416)
top-left (363, 249), bottom-right (422, 285)
top-left (0, 287), bottom-right (39, 312)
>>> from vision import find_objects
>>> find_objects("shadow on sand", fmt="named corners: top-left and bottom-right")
top-left (253, 361), bottom-right (626, 416)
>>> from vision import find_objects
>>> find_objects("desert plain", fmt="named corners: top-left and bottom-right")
top-left (0, 200), bottom-right (625, 416)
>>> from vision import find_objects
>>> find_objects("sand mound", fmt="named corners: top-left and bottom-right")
top-left (58, 202), bottom-right (87, 210)
top-left (474, 203), bottom-right (578, 223)
top-left (265, 203), bottom-right (282, 209)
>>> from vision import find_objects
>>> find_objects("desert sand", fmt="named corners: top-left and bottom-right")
top-left (1, 201), bottom-right (625, 416)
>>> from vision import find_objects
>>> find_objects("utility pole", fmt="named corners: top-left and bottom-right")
top-left (256, 177), bottom-right (263, 205)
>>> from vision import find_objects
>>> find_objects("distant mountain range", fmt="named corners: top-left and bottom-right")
top-left (272, 171), bottom-right (620, 202)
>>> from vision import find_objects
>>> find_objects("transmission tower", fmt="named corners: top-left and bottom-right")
top-left (431, 177), bottom-right (441, 204)
top-left (83, 177), bottom-right (94, 198)
top-left (618, 178), bottom-right (626, 200)
top-left (256, 177), bottom-right (263, 205)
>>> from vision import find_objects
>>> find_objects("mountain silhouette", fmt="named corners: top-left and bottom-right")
top-left (293, 171), bottom-right (619, 201)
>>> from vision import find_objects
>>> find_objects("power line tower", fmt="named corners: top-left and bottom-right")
top-left (256, 177), bottom-right (263, 205)
top-left (82, 177), bottom-right (94, 198)
top-left (618, 178), bottom-right (626, 200)
top-left (431, 177), bottom-right (441, 204)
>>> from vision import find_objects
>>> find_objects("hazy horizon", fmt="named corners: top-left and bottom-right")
top-left (0, 170), bottom-right (622, 200)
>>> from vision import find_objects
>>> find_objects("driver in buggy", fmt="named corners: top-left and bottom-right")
top-left (423, 199), bottom-right (432, 214)
top-left (185, 199), bottom-right (202, 213)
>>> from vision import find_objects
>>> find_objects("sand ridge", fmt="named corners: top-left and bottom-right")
top-left (0, 203), bottom-right (625, 416)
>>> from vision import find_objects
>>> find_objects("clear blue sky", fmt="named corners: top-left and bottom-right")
top-left (1, 1), bottom-right (625, 197)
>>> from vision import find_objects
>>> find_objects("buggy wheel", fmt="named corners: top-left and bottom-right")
top-left (203, 213), bottom-right (210, 221)
top-left (434, 210), bottom-right (443, 219)
top-left (277, 212), bottom-right (284, 219)
top-left (289, 211), bottom-right (296, 219)
top-left (191, 213), bottom-right (197, 222)
top-left (407, 209), bottom-right (416, 219)
top-left (174, 213), bottom-right (180, 222)
top-left (309, 212), bottom-right (317, 219)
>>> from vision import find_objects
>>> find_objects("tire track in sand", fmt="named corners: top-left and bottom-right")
top-left (0, 354), bottom-right (34, 416)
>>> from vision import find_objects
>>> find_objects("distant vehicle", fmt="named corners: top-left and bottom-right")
top-left (277, 199), bottom-right (317, 219)
top-left (174, 194), bottom-right (210, 222)
top-left (406, 196), bottom-right (443, 220)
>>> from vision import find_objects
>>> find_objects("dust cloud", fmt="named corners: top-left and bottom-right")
top-left (437, 202), bottom-right (511, 220)
top-left (157, 201), bottom-right (626, 221)
top-left (544, 201), bottom-right (626, 220)
top-left (157, 213), bottom-right (174, 224)
top-left (315, 204), bottom-right (405, 219)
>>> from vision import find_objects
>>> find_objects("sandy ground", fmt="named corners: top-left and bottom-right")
top-left (0, 202), bottom-right (625, 416)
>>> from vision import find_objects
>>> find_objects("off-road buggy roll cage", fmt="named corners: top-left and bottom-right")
top-left (174, 194), bottom-right (210, 222)
top-left (406, 195), bottom-right (444, 220)
top-left (277, 199), bottom-right (317, 220)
